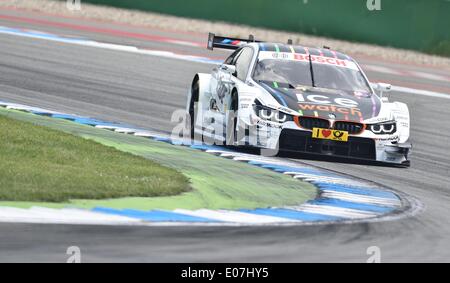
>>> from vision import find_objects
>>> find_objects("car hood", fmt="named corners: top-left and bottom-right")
top-left (260, 82), bottom-right (381, 122)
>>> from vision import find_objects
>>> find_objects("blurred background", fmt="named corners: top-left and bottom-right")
top-left (66, 0), bottom-right (450, 57)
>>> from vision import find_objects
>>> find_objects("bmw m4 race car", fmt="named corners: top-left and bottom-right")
top-left (186, 34), bottom-right (411, 166)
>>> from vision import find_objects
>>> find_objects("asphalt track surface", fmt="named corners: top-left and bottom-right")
top-left (0, 8), bottom-right (449, 262)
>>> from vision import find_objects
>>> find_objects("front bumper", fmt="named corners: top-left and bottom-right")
top-left (242, 121), bottom-right (410, 165)
top-left (278, 129), bottom-right (376, 160)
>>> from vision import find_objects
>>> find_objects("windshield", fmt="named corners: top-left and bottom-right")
top-left (253, 58), bottom-right (372, 93)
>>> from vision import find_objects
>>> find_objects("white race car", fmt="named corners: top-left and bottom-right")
top-left (186, 34), bottom-right (411, 166)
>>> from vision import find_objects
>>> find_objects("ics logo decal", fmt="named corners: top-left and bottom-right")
top-left (296, 93), bottom-right (359, 108)
top-left (296, 93), bottom-right (363, 119)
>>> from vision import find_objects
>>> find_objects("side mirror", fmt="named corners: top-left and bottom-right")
top-left (373, 82), bottom-right (392, 99)
top-left (220, 64), bottom-right (236, 75)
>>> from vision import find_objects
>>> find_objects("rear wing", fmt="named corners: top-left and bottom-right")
top-left (207, 33), bottom-right (261, 50)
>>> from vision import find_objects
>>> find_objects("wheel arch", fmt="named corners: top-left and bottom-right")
top-left (186, 73), bottom-right (211, 113)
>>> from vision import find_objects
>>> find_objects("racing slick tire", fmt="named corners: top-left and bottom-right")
top-left (225, 90), bottom-right (239, 146)
top-left (188, 79), bottom-right (199, 142)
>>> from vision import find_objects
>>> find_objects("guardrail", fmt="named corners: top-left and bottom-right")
top-left (73, 0), bottom-right (450, 57)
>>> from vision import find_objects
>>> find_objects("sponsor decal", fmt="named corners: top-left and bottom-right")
top-left (312, 128), bottom-right (349, 142)
top-left (375, 135), bottom-right (400, 142)
top-left (220, 39), bottom-right (245, 47)
top-left (270, 52), bottom-right (291, 59)
top-left (298, 104), bottom-right (363, 119)
top-left (294, 53), bottom-right (348, 67)
top-left (296, 93), bottom-right (359, 108)
top-left (257, 119), bottom-right (283, 129)
top-left (239, 97), bottom-right (253, 103)
top-left (258, 51), bottom-right (359, 70)
top-left (366, 117), bottom-right (391, 123)
top-left (398, 121), bottom-right (409, 128)
top-left (262, 83), bottom-right (379, 121)
top-left (395, 115), bottom-right (409, 121)
top-left (295, 93), bottom-right (362, 120)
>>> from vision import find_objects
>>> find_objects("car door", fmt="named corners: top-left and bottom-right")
top-left (209, 48), bottom-right (242, 112)
top-left (217, 46), bottom-right (254, 112)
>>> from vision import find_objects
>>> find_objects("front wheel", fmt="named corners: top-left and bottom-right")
top-left (225, 91), bottom-right (239, 146)
top-left (189, 79), bottom-right (199, 142)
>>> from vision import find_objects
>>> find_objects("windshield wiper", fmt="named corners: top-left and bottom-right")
top-left (308, 54), bottom-right (316, 87)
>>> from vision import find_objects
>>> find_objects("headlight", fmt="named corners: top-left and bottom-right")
top-left (253, 104), bottom-right (293, 123)
top-left (368, 122), bottom-right (397, 134)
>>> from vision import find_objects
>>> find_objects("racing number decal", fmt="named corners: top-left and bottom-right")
top-left (312, 128), bottom-right (349, 142)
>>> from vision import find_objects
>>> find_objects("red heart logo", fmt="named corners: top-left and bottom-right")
top-left (322, 129), bottom-right (332, 137)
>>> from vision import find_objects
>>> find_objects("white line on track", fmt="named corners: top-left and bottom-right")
top-left (289, 205), bottom-right (379, 219)
top-left (0, 207), bottom-right (140, 225)
top-left (408, 71), bottom-right (450, 82)
top-left (113, 128), bottom-right (137, 134)
top-left (1, 25), bottom-right (449, 100)
top-left (94, 125), bottom-right (121, 130)
top-left (321, 191), bottom-right (401, 207)
top-left (391, 85), bottom-right (450, 100)
top-left (174, 209), bottom-right (297, 223)
top-left (363, 64), bottom-right (405, 76)
top-left (0, 26), bottom-right (219, 65)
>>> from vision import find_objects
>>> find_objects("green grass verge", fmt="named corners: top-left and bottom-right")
top-left (0, 113), bottom-right (190, 202)
top-left (0, 107), bottom-right (317, 210)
